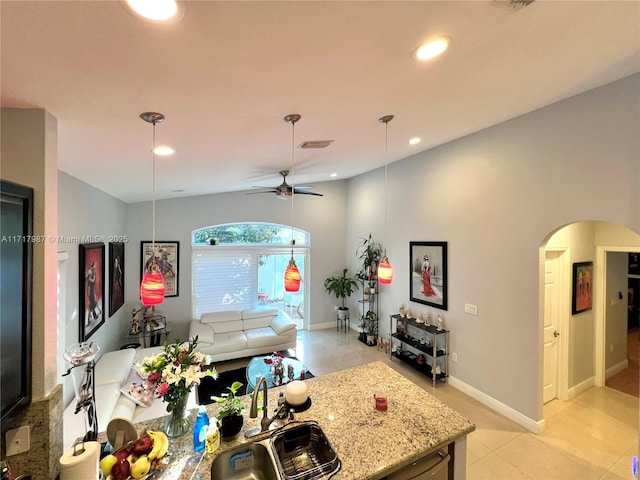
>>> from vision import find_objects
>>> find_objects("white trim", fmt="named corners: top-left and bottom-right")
top-left (567, 376), bottom-right (595, 400)
top-left (309, 321), bottom-right (335, 331)
top-left (447, 375), bottom-right (545, 434)
top-left (606, 359), bottom-right (629, 379)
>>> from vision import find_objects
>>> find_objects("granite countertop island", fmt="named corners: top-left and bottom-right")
top-left (129, 361), bottom-right (475, 479)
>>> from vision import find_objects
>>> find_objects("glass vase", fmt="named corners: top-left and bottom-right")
top-left (164, 392), bottom-right (190, 438)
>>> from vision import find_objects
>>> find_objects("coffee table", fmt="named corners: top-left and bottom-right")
top-left (246, 356), bottom-right (309, 391)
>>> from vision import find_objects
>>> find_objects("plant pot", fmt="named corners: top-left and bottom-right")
top-left (219, 413), bottom-right (243, 440)
top-left (337, 307), bottom-right (349, 320)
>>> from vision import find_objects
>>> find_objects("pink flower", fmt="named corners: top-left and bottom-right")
top-left (148, 372), bottom-right (162, 383)
top-left (157, 382), bottom-right (170, 396)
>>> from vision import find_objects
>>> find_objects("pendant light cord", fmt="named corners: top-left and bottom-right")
top-left (383, 120), bottom-right (388, 254)
top-left (151, 120), bottom-right (157, 268)
top-left (290, 119), bottom-right (295, 254)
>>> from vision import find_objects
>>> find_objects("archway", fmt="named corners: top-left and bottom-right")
top-left (540, 221), bottom-right (640, 415)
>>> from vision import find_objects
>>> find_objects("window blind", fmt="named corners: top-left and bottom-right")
top-left (192, 248), bottom-right (257, 319)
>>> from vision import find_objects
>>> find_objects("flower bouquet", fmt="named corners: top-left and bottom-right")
top-left (139, 336), bottom-right (217, 437)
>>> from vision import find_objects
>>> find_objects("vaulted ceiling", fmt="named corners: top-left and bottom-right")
top-left (2, 1), bottom-right (638, 203)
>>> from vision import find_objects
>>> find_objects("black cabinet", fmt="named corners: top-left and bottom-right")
top-left (389, 314), bottom-right (449, 387)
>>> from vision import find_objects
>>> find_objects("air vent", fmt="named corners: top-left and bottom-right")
top-left (492, 0), bottom-right (535, 10)
top-left (299, 140), bottom-right (334, 149)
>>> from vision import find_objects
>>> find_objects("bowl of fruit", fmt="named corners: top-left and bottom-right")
top-left (99, 429), bottom-right (169, 480)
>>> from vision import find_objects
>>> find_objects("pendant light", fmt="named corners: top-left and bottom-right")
top-left (377, 115), bottom-right (394, 285)
top-left (140, 112), bottom-right (167, 305)
top-left (283, 114), bottom-right (302, 293)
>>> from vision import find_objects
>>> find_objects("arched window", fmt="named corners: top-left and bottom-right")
top-left (191, 223), bottom-right (309, 323)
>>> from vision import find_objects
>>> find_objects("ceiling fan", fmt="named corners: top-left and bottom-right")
top-left (248, 170), bottom-right (324, 199)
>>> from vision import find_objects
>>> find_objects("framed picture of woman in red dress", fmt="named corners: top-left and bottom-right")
top-left (571, 261), bottom-right (593, 315)
top-left (410, 241), bottom-right (448, 310)
top-left (79, 242), bottom-right (105, 341)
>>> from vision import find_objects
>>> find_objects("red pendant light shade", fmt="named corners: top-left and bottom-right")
top-left (140, 271), bottom-right (166, 305)
top-left (378, 256), bottom-right (393, 285)
top-left (284, 257), bottom-right (301, 292)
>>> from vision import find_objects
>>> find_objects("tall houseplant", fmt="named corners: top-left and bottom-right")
top-left (324, 268), bottom-right (359, 320)
top-left (356, 234), bottom-right (383, 281)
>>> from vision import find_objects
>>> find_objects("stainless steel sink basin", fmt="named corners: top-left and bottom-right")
top-left (211, 441), bottom-right (279, 480)
top-left (269, 421), bottom-right (341, 480)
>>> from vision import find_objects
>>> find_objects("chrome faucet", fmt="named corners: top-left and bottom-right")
top-left (245, 376), bottom-right (288, 438)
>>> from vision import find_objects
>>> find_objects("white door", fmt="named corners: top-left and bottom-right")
top-left (543, 252), bottom-right (560, 403)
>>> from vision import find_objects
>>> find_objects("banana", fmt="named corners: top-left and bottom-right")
top-left (147, 430), bottom-right (169, 460)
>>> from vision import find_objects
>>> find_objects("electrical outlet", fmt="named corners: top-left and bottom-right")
top-left (452, 352), bottom-right (458, 362)
top-left (6, 426), bottom-right (30, 456)
top-left (464, 303), bottom-right (478, 315)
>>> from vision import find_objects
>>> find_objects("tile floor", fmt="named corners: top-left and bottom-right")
top-left (215, 328), bottom-right (639, 479)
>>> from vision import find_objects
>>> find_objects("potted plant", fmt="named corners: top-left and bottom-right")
top-left (360, 310), bottom-right (378, 345)
top-left (356, 234), bottom-right (382, 280)
top-left (324, 268), bottom-right (359, 321)
top-left (213, 381), bottom-right (244, 439)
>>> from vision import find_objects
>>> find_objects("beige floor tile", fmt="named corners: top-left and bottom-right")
top-left (598, 451), bottom-right (637, 480)
top-left (466, 434), bottom-right (493, 465)
top-left (467, 451), bottom-right (532, 479)
top-left (496, 434), bottom-right (607, 480)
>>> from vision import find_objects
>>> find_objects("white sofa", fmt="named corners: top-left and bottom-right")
top-left (188, 307), bottom-right (297, 362)
top-left (62, 346), bottom-right (198, 449)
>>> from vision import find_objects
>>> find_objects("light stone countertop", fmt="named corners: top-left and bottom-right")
top-left (124, 361), bottom-right (475, 479)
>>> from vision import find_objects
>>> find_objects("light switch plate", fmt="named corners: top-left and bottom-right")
top-left (464, 303), bottom-right (478, 315)
top-left (6, 425), bottom-right (30, 456)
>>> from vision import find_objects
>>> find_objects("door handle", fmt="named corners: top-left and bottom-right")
top-left (553, 330), bottom-right (560, 337)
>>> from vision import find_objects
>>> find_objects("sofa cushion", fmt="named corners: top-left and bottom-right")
top-left (95, 383), bottom-right (125, 433)
top-left (201, 310), bottom-right (242, 324)
top-left (271, 314), bottom-right (297, 335)
top-left (245, 327), bottom-right (280, 349)
top-left (242, 308), bottom-right (278, 320)
top-left (95, 349), bottom-right (136, 386)
top-left (243, 315), bottom-right (274, 330)
top-left (209, 331), bottom-right (247, 354)
top-left (189, 321), bottom-right (215, 344)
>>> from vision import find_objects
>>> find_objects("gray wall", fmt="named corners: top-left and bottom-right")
top-left (345, 74), bottom-right (640, 422)
top-left (57, 172), bottom-right (129, 405)
top-left (124, 179), bottom-right (349, 340)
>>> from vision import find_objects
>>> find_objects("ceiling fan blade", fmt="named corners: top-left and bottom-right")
top-left (293, 189), bottom-right (324, 197)
top-left (246, 189), bottom-right (279, 195)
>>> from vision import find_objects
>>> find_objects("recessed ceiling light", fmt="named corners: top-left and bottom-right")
top-left (409, 137), bottom-right (422, 145)
top-left (126, 0), bottom-right (179, 21)
top-left (413, 36), bottom-right (451, 61)
top-left (330, 173), bottom-right (338, 178)
top-left (152, 145), bottom-right (175, 156)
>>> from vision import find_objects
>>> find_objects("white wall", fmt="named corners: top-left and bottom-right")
top-left (346, 74), bottom-right (640, 423)
top-left (124, 179), bottom-right (349, 340)
top-left (57, 172), bottom-right (129, 405)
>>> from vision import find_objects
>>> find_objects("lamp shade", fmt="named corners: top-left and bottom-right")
top-left (284, 258), bottom-right (301, 292)
top-left (378, 257), bottom-right (393, 285)
top-left (140, 272), bottom-right (166, 305)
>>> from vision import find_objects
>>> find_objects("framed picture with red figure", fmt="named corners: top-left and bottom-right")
top-left (79, 243), bottom-right (105, 341)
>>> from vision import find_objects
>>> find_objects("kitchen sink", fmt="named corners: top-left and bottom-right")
top-left (269, 421), bottom-right (341, 480)
top-left (211, 441), bottom-right (279, 480)
top-left (211, 421), bottom-right (341, 480)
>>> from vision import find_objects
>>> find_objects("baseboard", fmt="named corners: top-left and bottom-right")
top-left (567, 376), bottom-right (595, 400)
top-left (447, 375), bottom-right (545, 434)
top-left (309, 321), bottom-right (338, 331)
top-left (606, 359), bottom-right (629, 379)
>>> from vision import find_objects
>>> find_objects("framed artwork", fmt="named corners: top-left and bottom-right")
top-left (410, 241), bottom-right (448, 310)
top-left (572, 261), bottom-right (593, 315)
top-left (109, 242), bottom-right (125, 317)
top-left (140, 241), bottom-right (179, 298)
top-left (79, 243), bottom-right (105, 341)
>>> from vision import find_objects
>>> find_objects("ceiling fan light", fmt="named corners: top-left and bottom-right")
top-left (378, 257), bottom-right (393, 285)
top-left (284, 258), bottom-right (301, 292)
